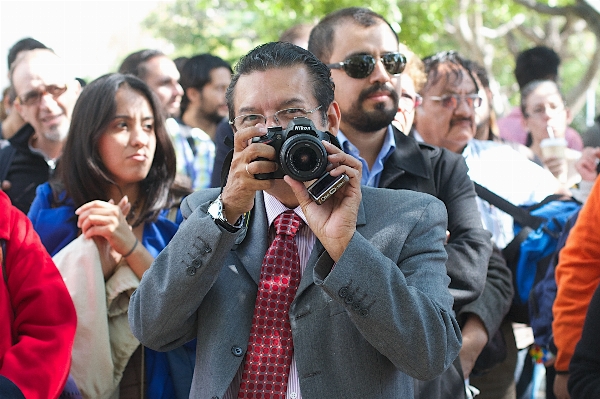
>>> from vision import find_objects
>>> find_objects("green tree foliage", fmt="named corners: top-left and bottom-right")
top-left (144, 0), bottom-right (600, 129)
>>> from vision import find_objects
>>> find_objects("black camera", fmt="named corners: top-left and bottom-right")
top-left (251, 117), bottom-right (334, 182)
top-left (251, 117), bottom-right (349, 205)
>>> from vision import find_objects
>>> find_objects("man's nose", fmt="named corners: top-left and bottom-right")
top-left (369, 58), bottom-right (392, 83)
top-left (172, 82), bottom-right (183, 98)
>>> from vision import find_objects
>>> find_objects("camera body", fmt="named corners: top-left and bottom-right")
top-left (251, 117), bottom-right (332, 182)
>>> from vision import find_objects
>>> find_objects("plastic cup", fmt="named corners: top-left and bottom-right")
top-left (540, 137), bottom-right (567, 183)
top-left (540, 137), bottom-right (567, 159)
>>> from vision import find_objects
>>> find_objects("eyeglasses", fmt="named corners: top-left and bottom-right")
top-left (398, 92), bottom-right (423, 112)
top-left (16, 84), bottom-right (68, 106)
top-left (428, 94), bottom-right (482, 109)
top-left (327, 53), bottom-right (406, 79)
top-left (230, 105), bottom-right (322, 130)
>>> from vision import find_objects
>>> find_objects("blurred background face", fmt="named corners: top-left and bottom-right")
top-left (523, 81), bottom-right (570, 143)
top-left (415, 64), bottom-right (478, 153)
top-left (98, 86), bottom-right (156, 188)
top-left (143, 55), bottom-right (183, 118)
top-left (13, 50), bottom-right (79, 142)
top-left (394, 73), bottom-right (421, 134)
top-left (197, 66), bottom-right (231, 123)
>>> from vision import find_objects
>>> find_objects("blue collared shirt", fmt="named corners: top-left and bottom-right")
top-left (337, 125), bottom-right (396, 187)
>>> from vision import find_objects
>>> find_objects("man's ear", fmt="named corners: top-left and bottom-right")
top-left (13, 98), bottom-right (24, 119)
top-left (73, 79), bottom-right (82, 96)
top-left (326, 101), bottom-right (341, 135)
top-left (185, 87), bottom-right (201, 104)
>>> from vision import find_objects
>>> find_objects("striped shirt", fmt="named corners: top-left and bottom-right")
top-left (222, 192), bottom-right (315, 399)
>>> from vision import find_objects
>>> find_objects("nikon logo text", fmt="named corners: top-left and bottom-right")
top-left (294, 126), bottom-right (311, 130)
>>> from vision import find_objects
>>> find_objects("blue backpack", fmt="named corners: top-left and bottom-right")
top-left (474, 183), bottom-right (581, 324)
top-left (528, 209), bottom-right (580, 346)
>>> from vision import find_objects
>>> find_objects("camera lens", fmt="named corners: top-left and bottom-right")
top-left (280, 134), bottom-right (328, 181)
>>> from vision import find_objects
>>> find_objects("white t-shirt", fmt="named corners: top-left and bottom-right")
top-left (463, 139), bottom-right (560, 248)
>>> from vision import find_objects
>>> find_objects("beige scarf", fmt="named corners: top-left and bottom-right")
top-left (53, 235), bottom-right (140, 399)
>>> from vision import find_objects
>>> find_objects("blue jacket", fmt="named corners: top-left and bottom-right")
top-left (28, 182), bottom-right (194, 399)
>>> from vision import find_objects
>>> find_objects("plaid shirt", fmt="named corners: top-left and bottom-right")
top-left (166, 118), bottom-right (215, 190)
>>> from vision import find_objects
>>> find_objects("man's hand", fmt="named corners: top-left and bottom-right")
top-left (285, 141), bottom-right (362, 261)
top-left (220, 125), bottom-right (278, 222)
top-left (554, 373), bottom-right (571, 399)
top-left (458, 314), bottom-right (489, 379)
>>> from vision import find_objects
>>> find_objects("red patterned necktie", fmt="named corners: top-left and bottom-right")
top-left (238, 210), bottom-right (304, 399)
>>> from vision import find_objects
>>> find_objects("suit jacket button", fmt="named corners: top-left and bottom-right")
top-left (338, 287), bottom-right (348, 298)
top-left (344, 295), bottom-right (353, 304)
top-left (186, 266), bottom-right (197, 276)
top-left (231, 346), bottom-right (244, 357)
top-left (359, 308), bottom-right (369, 317)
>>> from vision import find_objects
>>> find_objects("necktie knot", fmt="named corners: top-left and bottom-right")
top-left (274, 210), bottom-right (303, 238)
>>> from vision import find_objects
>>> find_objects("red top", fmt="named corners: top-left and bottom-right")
top-left (0, 191), bottom-right (77, 398)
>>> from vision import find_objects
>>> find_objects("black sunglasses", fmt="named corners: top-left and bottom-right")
top-left (327, 52), bottom-right (406, 79)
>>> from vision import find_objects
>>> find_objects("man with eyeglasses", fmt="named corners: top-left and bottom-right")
top-left (130, 41), bottom-right (461, 399)
top-left (310, 10), bottom-right (494, 398)
top-left (415, 50), bottom-right (565, 399)
top-left (0, 49), bottom-right (80, 213)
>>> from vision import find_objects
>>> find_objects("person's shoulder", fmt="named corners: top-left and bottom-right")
top-left (362, 185), bottom-right (443, 208)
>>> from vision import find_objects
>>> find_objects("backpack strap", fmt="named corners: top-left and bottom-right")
top-left (473, 182), bottom-right (545, 230)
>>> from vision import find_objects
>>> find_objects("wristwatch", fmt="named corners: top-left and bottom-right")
top-left (207, 194), bottom-right (244, 233)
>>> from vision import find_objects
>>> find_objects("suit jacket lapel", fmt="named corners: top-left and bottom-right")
top-left (236, 192), bottom-right (269, 285)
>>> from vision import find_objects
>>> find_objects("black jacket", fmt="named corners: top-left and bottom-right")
top-left (0, 124), bottom-right (52, 214)
top-left (381, 127), bottom-right (492, 308)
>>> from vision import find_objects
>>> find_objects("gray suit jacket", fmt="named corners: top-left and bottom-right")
top-left (129, 186), bottom-right (461, 399)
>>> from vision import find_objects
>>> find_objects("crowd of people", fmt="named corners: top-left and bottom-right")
top-left (1, 6), bottom-right (599, 399)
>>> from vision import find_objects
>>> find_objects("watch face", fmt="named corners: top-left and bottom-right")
top-left (208, 196), bottom-right (225, 220)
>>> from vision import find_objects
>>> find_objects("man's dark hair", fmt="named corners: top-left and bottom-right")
top-left (118, 49), bottom-right (165, 80)
top-left (52, 73), bottom-right (176, 227)
top-left (465, 60), bottom-right (489, 89)
top-left (515, 46), bottom-right (560, 89)
top-left (279, 23), bottom-right (314, 45)
top-left (421, 50), bottom-right (480, 94)
top-left (308, 7), bottom-right (398, 63)
top-left (173, 56), bottom-right (189, 75)
top-left (7, 37), bottom-right (48, 70)
top-left (225, 42), bottom-right (334, 127)
top-left (180, 54), bottom-right (232, 114)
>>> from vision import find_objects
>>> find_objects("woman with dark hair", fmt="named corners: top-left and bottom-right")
top-left (28, 73), bottom-right (193, 399)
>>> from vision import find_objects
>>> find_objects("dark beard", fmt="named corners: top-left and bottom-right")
top-left (343, 83), bottom-right (399, 133)
top-left (206, 110), bottom-right (227, 125)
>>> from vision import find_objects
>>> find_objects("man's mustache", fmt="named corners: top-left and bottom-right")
top-left (358, 83), bottom-right (399, 104)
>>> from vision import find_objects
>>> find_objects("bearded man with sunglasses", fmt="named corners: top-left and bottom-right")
top-left (0, 49), bottom-right (80, 213)
top-left (310, 9), bottom-right (494, 398)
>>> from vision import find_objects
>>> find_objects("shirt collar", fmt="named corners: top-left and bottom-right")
top-left (263, 191), bottom-right (308, 228)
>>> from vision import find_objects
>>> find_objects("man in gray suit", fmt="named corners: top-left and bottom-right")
top-left (129, 42), bottom-right (461, 399)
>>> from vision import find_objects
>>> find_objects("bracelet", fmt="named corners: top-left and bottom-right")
top-left (123, 237), bottom-right (139, 257)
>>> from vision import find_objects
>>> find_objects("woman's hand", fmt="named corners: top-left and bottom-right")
top-left (75, 196), bottom-right (137, 257)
